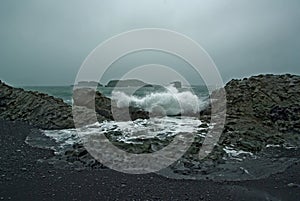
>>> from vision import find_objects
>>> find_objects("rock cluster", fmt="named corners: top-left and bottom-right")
top-left (0, 81), bottom-right (74, 130)
top-left (52, 143), bottom-right (106, 171)
top-left (201, 74), bottom-right (300, 153)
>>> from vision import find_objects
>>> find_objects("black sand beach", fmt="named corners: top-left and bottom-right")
top-left (0, 120), bottom-right (299, 201)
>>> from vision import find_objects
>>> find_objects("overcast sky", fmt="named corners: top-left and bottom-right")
top-left (0, 0), bottom-right (299, 86)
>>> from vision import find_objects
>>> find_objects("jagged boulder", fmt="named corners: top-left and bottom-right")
top-left (73, 88), bottom-right (149, 122)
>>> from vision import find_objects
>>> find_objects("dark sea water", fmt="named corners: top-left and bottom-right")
top-left (23, 86), bottom-right (74, 104)
top-left (23, 85), bottom-right (209, 105)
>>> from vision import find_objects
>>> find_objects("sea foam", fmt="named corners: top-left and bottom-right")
top-left (111, 85), bottom-right (204, 116)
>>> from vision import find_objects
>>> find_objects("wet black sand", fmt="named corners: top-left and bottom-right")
top-left (0, 120), bottom-right (299, 201)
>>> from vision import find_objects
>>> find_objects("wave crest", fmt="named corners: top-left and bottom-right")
top-left (111, 85), bottom-right (203, 116)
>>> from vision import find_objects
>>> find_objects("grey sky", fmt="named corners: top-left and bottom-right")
top-left (0, 0), bottom-right (299, 86)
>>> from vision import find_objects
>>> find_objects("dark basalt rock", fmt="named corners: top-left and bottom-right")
top-left (200, 74), bottom-right (300, 154)
top-left (0, 81), bottom-right (74, 130)
top-left (73, 88), bottom-right (149, 122)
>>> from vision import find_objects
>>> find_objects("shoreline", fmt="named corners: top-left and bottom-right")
top-left (1, 74), bottom-right (300, 200)
top-left (1, 120), bottom-right (299, 201)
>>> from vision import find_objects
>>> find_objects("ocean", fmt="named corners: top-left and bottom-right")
top-left (23, 85), bottom-right (209, 105)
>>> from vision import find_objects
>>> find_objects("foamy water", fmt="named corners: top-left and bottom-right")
top-left (111, 85), bottom-right (206, 116)
top-left (39, 116), bottom-right (203, 154)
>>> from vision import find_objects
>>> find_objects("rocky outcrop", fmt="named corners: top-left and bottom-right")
top-left (73, 88), bottom-right (149, 122)
top-left (170, 81), bottom-right (182, 88)
top-left (0, 81), bottom-right (150, 130)
top-left (201, 74), bottom-right (300, 153)
top-left (166, 74), bottom-right (300, 180)
top-left (0, 81), bottom-right (74, 130)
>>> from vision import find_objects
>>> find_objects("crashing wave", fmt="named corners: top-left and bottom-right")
top-left (111, 85), bottom-right (205, 116)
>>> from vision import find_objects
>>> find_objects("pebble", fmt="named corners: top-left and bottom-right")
top-left (287, 183), bottom-right (300, 188)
